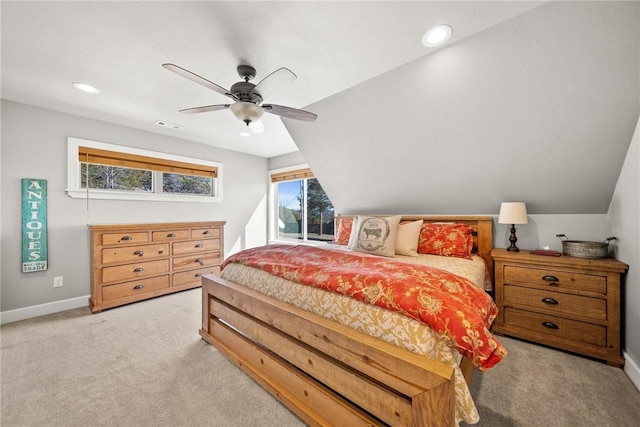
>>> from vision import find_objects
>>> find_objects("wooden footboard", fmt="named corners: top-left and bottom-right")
top-left (200, 274), bottom-right (457, 427)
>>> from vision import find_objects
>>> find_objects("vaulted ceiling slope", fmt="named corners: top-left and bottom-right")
top-left (285, 1), bottom-right (640, 215)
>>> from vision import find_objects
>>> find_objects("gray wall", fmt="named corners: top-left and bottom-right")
top-left (1, 100), bottom-right (268, 313)
top-left (608, 117), bottom-right (640, 377)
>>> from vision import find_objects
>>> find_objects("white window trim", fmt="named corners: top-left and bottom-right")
top-left (66, 137), bottom-right (223, 203)
top-left (268, 163), bottom-right (329, 246)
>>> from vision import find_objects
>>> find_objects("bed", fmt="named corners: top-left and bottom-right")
top-left (200, 215), bottom-right (503, 426)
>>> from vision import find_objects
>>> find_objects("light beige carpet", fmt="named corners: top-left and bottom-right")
top-left (2, 288), bottom-right (640, 426)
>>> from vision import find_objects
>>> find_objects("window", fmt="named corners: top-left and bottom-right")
top-left (67, 137), bottom-right (222, 202)
top-left (271, 167), bottom-right (335, 243)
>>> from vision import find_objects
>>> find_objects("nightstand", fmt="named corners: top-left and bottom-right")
top-left (491, 248), bottom-right (628, 367)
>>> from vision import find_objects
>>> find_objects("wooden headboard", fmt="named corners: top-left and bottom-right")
top-left (336, 215), bottom-right (494, 281)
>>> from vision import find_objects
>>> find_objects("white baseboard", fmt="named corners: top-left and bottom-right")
top-left (0, 295), bottom-right (89, 325)
top-left (624, 351), bottom-right (640, 392)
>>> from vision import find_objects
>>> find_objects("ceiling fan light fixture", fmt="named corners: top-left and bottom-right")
top-left (422, 24), bottom-right (453, 47)
top-left (230, 101), bottom-right (264, 125)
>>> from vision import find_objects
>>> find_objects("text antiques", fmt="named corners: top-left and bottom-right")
top-left (22, 178), bottom-right (48, 272)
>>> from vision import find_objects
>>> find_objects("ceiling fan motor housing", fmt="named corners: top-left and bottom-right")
top-left (230, 81), bottom-right (262, 104)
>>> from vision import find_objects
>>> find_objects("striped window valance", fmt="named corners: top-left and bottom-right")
top-left (79, 146), bottom-right (218, 178)
top-left (270, 167), bottom-right (314, 183)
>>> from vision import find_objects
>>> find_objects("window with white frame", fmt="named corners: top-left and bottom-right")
top-left (66, 137), bottom-right (222, 202)
top-left (271, 167), bottom-right (335, 243)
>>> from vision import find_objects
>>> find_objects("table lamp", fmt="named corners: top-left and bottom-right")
top-left (498, 202), bottom-right (528, 252)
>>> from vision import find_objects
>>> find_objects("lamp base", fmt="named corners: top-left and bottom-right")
top-left (507, 224), bottom-right (520, 252)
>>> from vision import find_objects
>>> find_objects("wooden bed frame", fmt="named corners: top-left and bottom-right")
top-left (199, 216), bottom-right (493, 426)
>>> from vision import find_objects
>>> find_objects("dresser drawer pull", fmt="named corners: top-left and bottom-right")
top-left (542, 321), bottom-right (559, 330)
top-left (541, 297), bottom-right (559, 305)
top-left (202, 230), bottom-right (211, 235)
top-left (195, 258), bottom-right (203, 264)
top-left (133, 284), bottom-right (144, 290)
top-left (167, 233), bottom-right (176, 238)
top-left (121, 236), bottom-right (133, 241)
top-left (133, 267), bottom-right (144, 273)
top-left (542, 275), bottom-right (559, 285)
top-left (195, 244), bottom-right (203, 248)
top-left (133, 250), bottom-right (144, 256)
top-left (195, 273), bottom-right (202, 278)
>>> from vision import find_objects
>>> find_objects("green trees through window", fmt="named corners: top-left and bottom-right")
top-left (277, 177), bottom-right (335, 242)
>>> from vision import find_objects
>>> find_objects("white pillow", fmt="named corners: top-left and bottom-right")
top-left (350, 215), bottom-right (402, 257)
top-left (395, 220), bottom-right (423, 257)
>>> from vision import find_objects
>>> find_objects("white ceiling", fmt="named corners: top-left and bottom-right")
top-left (1, 1), bottom-right (544, 158)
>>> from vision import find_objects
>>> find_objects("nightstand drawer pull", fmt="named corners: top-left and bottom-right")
top-left (542, 321), bottom-right (559, 330)
top-left (203, 230), bottom-right (211, 235)
top-left (167, 233), bottom-right (176, 238)
top-left (133, 250), bottom-right (144, 256)
top-left (133, 284), bottom-right (144, 290)
top-left (121, 236), bottom-right (133, 241)
top-left (133, 267), bottom-right (144, 273)
top-left (195, 273), bottom-right (202, 278)
top-left (542, 275), bottom-right (559, 282)
top-left (541, 297), bottom-right (559, 305)
top-left (195, 244), bottom-right (203, 248)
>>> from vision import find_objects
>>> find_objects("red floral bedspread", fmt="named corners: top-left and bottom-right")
top-left (222, 244), bottom-right (506, 370)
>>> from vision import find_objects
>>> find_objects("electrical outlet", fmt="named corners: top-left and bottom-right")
top-left (53, 276), bottom-right (63, 288)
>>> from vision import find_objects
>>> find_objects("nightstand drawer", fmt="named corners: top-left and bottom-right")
top-left (504, 308), bottom-right (606, 347)
top-left (503, 285), bottom-right (606, 321)
top-left (504, 265), bottom-right (606, 294)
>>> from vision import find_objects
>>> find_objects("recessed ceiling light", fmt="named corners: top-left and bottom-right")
top-left (422, 25), bottom-right (453, 47)
top-left (72, 82), bottom-right (101, 94)
top-left (239, 132), bottom-right (251, 137)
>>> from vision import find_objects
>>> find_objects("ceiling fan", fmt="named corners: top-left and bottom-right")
top-left (162, 63), bottom-right (318, 126)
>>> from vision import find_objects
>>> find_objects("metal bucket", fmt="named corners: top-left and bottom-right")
top-left (556, 234), bottom-right (616, 259)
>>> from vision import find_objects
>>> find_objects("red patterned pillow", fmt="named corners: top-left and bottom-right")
top-left (333, 217), bottom-right (355, 245)
top-left (417, 223), bottom-right (474, 259)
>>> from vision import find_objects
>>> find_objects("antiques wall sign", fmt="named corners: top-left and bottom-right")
top-left (22, 178), bottom-right (48, 272)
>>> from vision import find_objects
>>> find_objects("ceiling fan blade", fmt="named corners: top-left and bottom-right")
top-left (262, 104), bottom-right (318, 122)
top-left (162, 63), bottom-right (237, 100)
top-left (179, 104), bottom-right (230, 114)
top-left (252, 67), bottom-right (297, 99)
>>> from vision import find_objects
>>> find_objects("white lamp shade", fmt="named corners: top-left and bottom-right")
top-left (230, 102), bottom-right (264, 123)
top-left (498, 202), bottom-right (528, 225)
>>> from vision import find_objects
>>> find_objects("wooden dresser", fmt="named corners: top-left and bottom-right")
top-left (89, 221), bottom-right (225, 312)
top-left (492, 248), bottom-right (627, 366)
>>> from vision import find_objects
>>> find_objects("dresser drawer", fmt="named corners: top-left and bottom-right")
top-left (191, 227), bottom-right (221, 239)
top-left (504, 265), bottom-right (606, 294)
top-left (504, 307), bottom-right (606, 347)
top-left (172, 252), bottom-right (222, 271)
top-left (101, 232), bottom-right (149, 246)
top-left (102, 259), bottom-right (170, 283)
top-left (101, 243), bottom-right (169, 265)
top-left (173, 266), bottom-right (221, 287)
top-left (503, 285), bottom-right (606, 321)
top-left (173, 239), bottom-right (221, 255)
top-left (152, 229), bottom-right (190, 241)
top-left (102, 275), bottom-right (170, 302)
